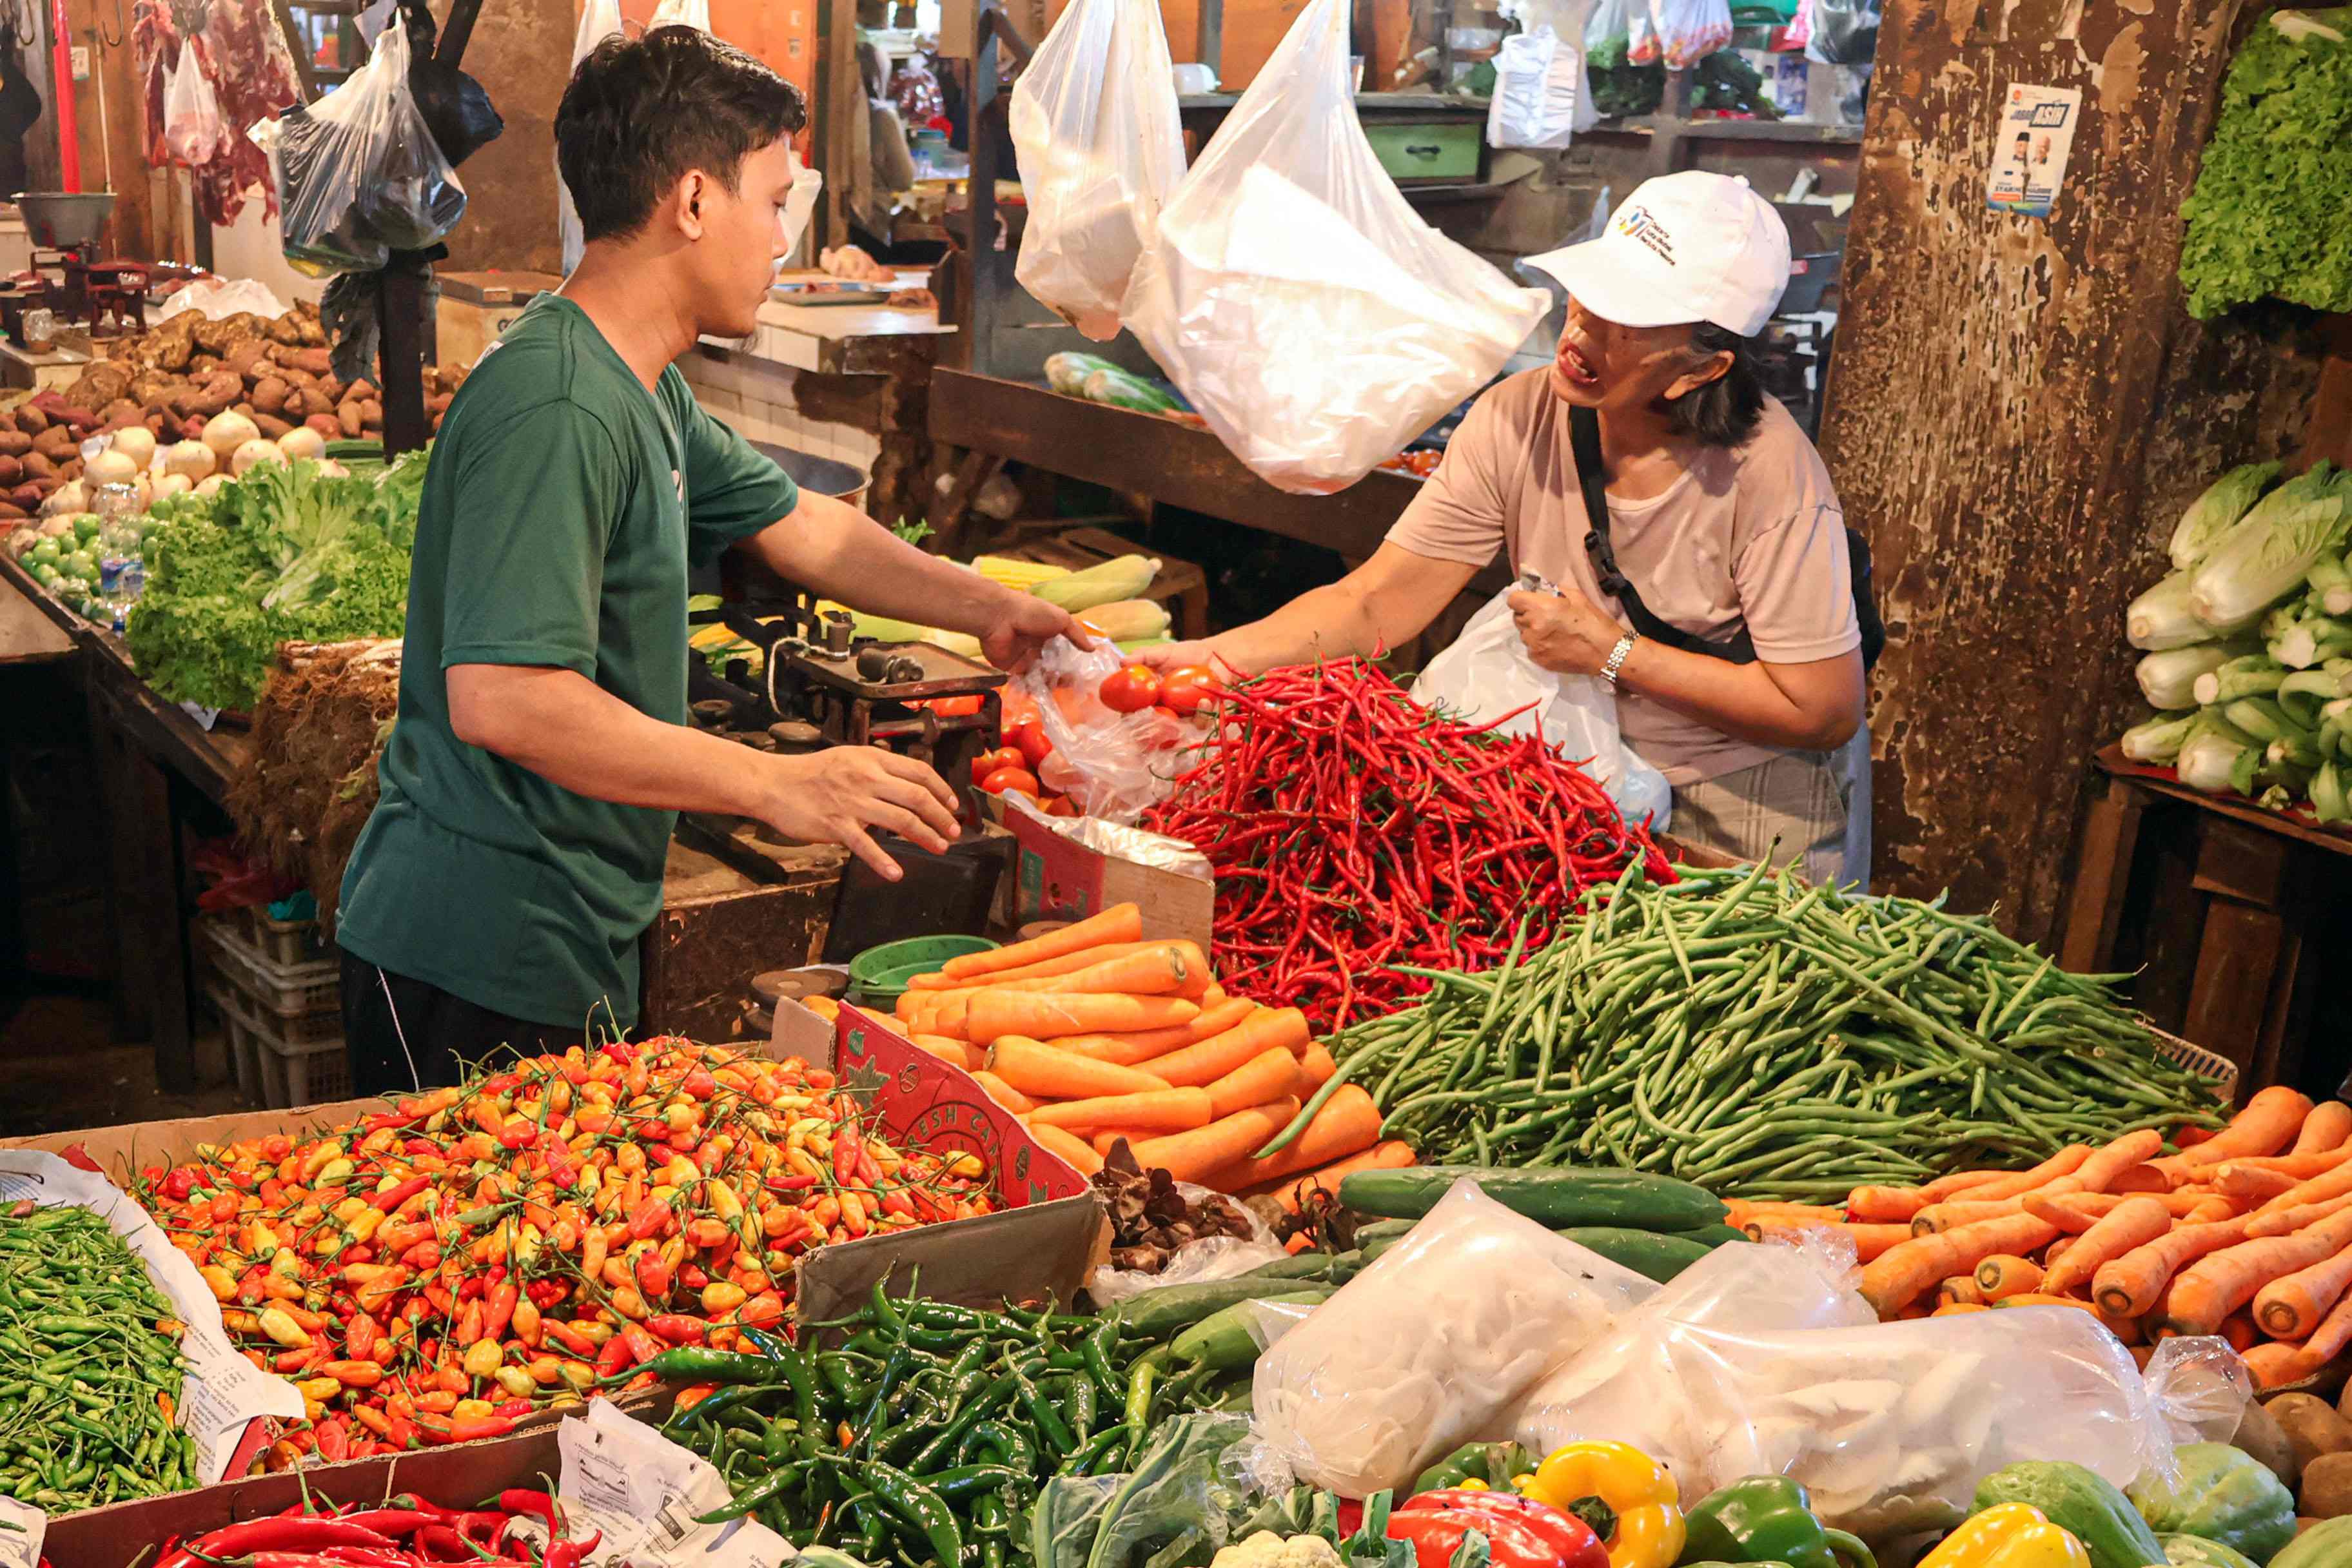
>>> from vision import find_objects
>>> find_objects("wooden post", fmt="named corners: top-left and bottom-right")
top-left (1814, 0), bottom-right (2323, 944)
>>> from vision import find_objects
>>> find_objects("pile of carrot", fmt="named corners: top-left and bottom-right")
top-left (890, 903), bottom-right (1414, 1202)
top-left (1734, 1086), bottom-right (2352, 1386)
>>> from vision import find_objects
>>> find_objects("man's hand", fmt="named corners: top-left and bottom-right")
top-left (1509, 588), bottom-right (1625, 678)
top-left (1124, 639), bottom-right (1244, 678)
top-left (755, 746), bottom-right (962, 881)
top-left (980, 594), bottom-right (1094, 672)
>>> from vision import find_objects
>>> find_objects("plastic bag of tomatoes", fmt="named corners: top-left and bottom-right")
top-left (1004, 636), bottom-right (1222, 823)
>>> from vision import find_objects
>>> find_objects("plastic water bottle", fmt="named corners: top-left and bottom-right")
top-left (94, 482), bottom-right (143, 633)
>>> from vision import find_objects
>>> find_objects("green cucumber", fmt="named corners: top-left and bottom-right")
top-left (1338, 1167), bottom-right (1728, 1231)
top-left (1168, 1290), bottom-right (1330, 1371)
top-left (1112, 1279), bottom-right (1337, 1340)
top-left (1555, 1226), bottom-right (1715, 1282)
top-left (1351, 1219), bottom-right (1417, 1244)
top-left (1673, 1223), bottom-right (1751, 1248)
top-left (1234, 1252), bottom-right (1339, 1284)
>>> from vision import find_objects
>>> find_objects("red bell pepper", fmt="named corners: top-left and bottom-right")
top-left (1387, 1497), bottom-right (1603, 1568)
top-left (1395, 1492), bottom-right (1608, 1568)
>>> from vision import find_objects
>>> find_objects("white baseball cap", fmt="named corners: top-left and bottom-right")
top-left (1523, 172), bottom-right (1792, 338)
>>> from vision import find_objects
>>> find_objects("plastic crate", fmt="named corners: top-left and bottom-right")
top-left (244, 905), bottom-right (330, 967)
top-left (210, 979), bottom-right (351, 1109)
top-left (201, 916), bottom-right (341, 1018)
top-left (203, 981), bottom-right (263, 1103)
top-left (2152, 1026), bottom-right (2238, 1105)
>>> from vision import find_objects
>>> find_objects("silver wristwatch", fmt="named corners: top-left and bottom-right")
top-left (1600, 632), bottom-right (1637, 686)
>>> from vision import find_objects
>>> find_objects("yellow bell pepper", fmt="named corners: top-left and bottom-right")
top-left (1919, 1507), bottom-right (2094, 1568)
top-left (1518, 1442), bottom-right (1687, 1568)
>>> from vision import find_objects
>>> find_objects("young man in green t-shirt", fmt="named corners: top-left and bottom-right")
top-left (335, 27), bottom-right (1083, 1092)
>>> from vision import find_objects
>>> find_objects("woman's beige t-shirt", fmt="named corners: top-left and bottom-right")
top-left (1388, 369), bottom-right (1859, 787)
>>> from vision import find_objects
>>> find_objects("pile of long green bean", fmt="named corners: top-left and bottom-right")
top-left (0, 1199), bottom-right (197, 1511)
top-left (1327, 862), bottom-right (2228, 1200)
top-left (646, 1282), bottom-right (1237, 1567)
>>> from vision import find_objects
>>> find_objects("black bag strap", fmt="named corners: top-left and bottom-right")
top-left (1569, 404), bottom-right (1883, 673)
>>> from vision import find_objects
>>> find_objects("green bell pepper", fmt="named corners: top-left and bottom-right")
top-left (1414, 1441), bottom-right (1536, 1496)
top-left (1679, 1476), bottom-right (1877, 1568)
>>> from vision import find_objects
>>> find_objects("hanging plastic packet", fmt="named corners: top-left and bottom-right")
top-left (164, 43), bottom-right (228, 168)
top-left (1651, 0), bottom-right (1734, 66)
top-left (1010, 0), bottom-right (1188, 340)
top-left (1122, 0), bottom-right (1548, 495)
top-left (256, 21), bottom-right (466, 277)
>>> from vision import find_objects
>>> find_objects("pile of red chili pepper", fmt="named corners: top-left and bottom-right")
top-left (154, 1487), bottom-right (599, 1568)
top-left (135, 1039), bottom-right (996, 1467)
top-left (1140, 658), bottom-right (1673, 1030)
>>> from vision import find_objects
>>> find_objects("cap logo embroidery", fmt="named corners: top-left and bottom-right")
top-left (1614, 204), bottom-right (1676, 264)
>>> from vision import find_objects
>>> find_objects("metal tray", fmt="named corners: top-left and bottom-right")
top-left (770, 280), bottom-right (896, 306)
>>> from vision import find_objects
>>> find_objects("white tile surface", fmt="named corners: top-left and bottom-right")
top-left (694, 386), bottom-right (741, 420)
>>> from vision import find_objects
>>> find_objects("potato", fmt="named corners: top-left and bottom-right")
top-left (2270, 1394), bottom-right (2352, 1477)
top-left (226, 342), bottom-right (270, 378)
top-left (2307, 1452), bottom-right (2352, 1520)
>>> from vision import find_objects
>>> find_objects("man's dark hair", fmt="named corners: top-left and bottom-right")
top-left (556, 26), bottom-right (808, 244)
top-left (1663, 321), bottom-right (1767, 447)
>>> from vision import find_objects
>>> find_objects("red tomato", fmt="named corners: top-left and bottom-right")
top-left (1043, 794), bottom-right (1079, 818)
top-left (981, 766), bottom-right (1041, 798)
top-left (1099, 666), bottom-right (1163, 714)
top-left (1159, 664), bottom-right (1222, 715)
top-left (1007, 717), bottom-right (1054, 769)
top-left (970, 747), bottom-right (1024, 787)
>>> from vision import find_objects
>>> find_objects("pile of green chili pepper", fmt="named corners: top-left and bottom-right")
top-left (0, 1199), bottom-right (199, 1511)
top-left (1331, 861), bottom-right (2228, 1200)
top-left (638, 1280), bottom-right (1238, 1567)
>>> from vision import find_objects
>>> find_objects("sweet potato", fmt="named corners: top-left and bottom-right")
top-left (0, 502), bottom-right (26, 520)
top-left (225, 341), bottom-right (270, 378)
top-left (14, 405), bottom-right (47, 435)
top-left (338, 400), bottom-right (364, 437)
top-left (267, 312), bottom-right (304, 346)
top-left (251, 377), bottom-right (291, 416)
top-left (304, 413), bottom-right (342, 438)
top-left (185, 373), bottom-right (241, 417)
top-left (0, 455), bottom-right (24, 487)
top-left (20, 453), bottom-right (55, 482)
top-left (427, 392), bottom-right (453, 417)
top-left (57, 458), bottom-right (79, 481)
top-left (0, 430), bottom-right (32, 458)
top-left (359, 398), bottom-right (382, 427)
top-left (291, 386), bottom-right (333, 418)
top-left (276, 346), bottom-right (331, 377)
top-left (10, 484), bottom-right (41, 512)
top-left (30, 426), bottom-right (77, 463)
top-left (48, 402), bottom-right (97, 432)
top-left (347, 378), bottom-right (379, 402)
top-left (253, 413), bottom-right (293, 439)
top-left (189, 352), bottom-right (225, 377)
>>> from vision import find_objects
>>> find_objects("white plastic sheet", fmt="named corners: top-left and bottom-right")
top-left (558, 0), bottom-right (624, 276)
top-left (159, 276), bottom-right (288, 322)
top-left (1411, 585), bottom-right (1672, 830)
top-left (1251, 1179), bottom-right (1656, 1497)
top-left (1122, 0), bottom-right (1548, 495)
top-left (1010, 0), bottom-right (1187, 340)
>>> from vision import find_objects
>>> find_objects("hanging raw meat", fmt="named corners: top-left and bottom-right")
top-left (134, 0), bottom-right (304, 227)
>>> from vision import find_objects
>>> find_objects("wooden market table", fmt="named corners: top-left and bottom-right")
top-left (2059, 745), bottom-right (2350, 1098)
top-left (0, 551), bottom-right (244, 1090)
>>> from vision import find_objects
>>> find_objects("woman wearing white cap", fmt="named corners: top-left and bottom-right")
top-left (1139, 172), bottom-right (1872, 883)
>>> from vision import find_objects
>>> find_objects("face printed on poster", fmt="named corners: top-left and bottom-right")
top-left (1986, 83), bottom-right (2081, 219)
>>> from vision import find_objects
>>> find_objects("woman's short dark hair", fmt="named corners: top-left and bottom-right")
top-left (556, 27), bottom-right (808, 245)
top-left (1665, 321), bottom-right (1767, 447)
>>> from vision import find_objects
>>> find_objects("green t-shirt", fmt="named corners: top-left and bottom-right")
top-left (337, 294), bottom-right (799, 1028)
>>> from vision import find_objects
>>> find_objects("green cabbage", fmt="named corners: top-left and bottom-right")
top-left (2179, 9), bottom-right (2352, 318)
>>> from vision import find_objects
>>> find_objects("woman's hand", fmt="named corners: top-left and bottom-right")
top-left (1508, 588), bottom-right (1625, 677)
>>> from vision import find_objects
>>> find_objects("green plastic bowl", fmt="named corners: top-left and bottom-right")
top-left (848, 933), bottom-right (997, 987)
top-left (853, 959), bottom-right (946, 1011)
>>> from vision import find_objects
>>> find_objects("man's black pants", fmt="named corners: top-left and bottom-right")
top-left (338, 948), bottom-right (583, 1095)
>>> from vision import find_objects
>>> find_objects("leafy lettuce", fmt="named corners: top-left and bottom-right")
top-left (126, 450), bottom-right (427, 710)
top-left (2179, 8), bottom-right (2352, 318)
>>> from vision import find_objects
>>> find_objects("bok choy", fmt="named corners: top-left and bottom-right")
top-left (2190, 462), bottom-right (2352, 631)
top-left (2169, 461), bottom-right (2284, 569)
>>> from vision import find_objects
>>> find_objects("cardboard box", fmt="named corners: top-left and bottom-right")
top-left (1003, 799), bottom-right (1213, 949)
top-left (44, 1418), bottom-right (576, 1568)
top-left (769, 997), bottom-right (1105, 1321)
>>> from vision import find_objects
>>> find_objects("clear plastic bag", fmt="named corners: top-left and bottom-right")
top-left (1485, 28), bottom-right (1588, 149)
top-left (1804, 0), bottom-right (1877, 64)
top-left (164, 44), bottom-right (228, 167)
top-left (1015, 636), bottom-right (1196, 823)
top-left (1410, 585), bottom-right (1672, 830)
top-left (1122, 0), bottom-right (1548, 495)
top-left (558, 0), bottom-right (623, 275)
top-left (1585, 0), bottom-right (1631, 50)
top-left (259, 21), bottom-right (466, 277)
top-left (1626, 0), bottom-right (1660, 63)
top-left (1651, 0), bottom-right (1734, 66)
top-left (1031, 1414), bottom-right (1271, 1568)
top-left (1519, 1302), bottom-right (2209, 1537)
top-left (1010, 0), bottom-right (1186, 341)
top-left (1251, 1178), bottom-right (1657, 1498)
top-left (1086, 1185), bottom-right (1291, 1307)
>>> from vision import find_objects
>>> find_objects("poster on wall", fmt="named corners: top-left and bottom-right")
top-left (1985, 83), bottom-right (2081, 219)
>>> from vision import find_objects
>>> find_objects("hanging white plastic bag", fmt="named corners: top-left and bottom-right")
top-left (558, 0), bottom-right (624, 275)
top-left (1651, 0), bottom-right (1734, 66)
top-left (165, 44), bottom-right (228, 167)
top-left (1123, 0), bottom-right (1548, 495)
top-left (1486, 30), bottom-right (1588, 148)
top-left (1251, 1179), bottom-right (1657, 1497)
top-left (649, 0), bottom-right (712, 31)
top-left (1010, 0), bottom-right (1187, 340)
top-left (1411, 585), bottom-right (1672, 830)
top-left (1626, 0), bottom-right (1661, 62)
top-left (255, 21), bottom-right (466, 277)
top-left (1585, 0), bottom-right (1631, 48)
